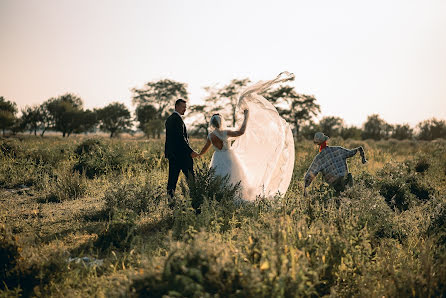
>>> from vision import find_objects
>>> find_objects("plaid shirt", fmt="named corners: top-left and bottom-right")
top-left (304, 146), bottom-right (358, 187)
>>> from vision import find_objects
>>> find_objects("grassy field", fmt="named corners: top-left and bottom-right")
top-left (1, 135), bottom-right (445, 297)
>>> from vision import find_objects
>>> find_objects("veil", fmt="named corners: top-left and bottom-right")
top-left (232, 72), bottom-right (295, 199)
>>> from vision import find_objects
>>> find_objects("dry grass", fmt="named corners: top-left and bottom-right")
top-left (0, 135), bottom-right (445, 297)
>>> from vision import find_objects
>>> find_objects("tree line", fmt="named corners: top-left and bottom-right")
top-left (1, 78), bottom-right (445, 140)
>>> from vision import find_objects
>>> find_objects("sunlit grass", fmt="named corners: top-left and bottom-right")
top-left (0, 135), bottom-right (445, 296)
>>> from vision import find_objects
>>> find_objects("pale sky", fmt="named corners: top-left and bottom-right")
top-left (1, 0), bottom-right (445, 126)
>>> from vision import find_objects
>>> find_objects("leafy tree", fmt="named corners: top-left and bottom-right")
top-left (20, 106), bottom-right (43, 135)
top-left (417, 118), bottom-right (446, 140)
top-left (218, 78), bottom-right (251, 127)
top-left (0, 96), bottom-right (18, 136)
top-left (188, 104), bottom-right (210, 136)
top-left (135, 104), bottom-right (157, 130)
top-left (361, 114), bottom-right (389, 140)
top-left (300, 121), bottom-right (320, 140)
top-left (45, 93), bottom-right (84, 137)
top-left (266, 86), bottom-right (320, 137)
top-left (75, 109), bottom-right (98, 134)
top-left (96, 103), bottom-right (132, 138)
top-left (391, 124), bottom-right (413, 140)
top-left (132, 79), bottom-right (189, 118)
top-left (318, 116), bottom-right (344, 137)
top-left (144, 119), bottom-right (164, 138)
top-left (38, 101), bottom-right (55, 137)
top-left (187, 86), bottom-right (225, 135)
top-left (340, 126), bottom-right (362, 140)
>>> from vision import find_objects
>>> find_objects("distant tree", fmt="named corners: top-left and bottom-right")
top-left (391, 124), bottom-right (413, 140)
top-left (300, 121), bottom-right (320, 140)
top-left (45, 93), bottom-right (84, 137)
top-left (361, 114), bottom-right (389, 140)
top-left (96, 103), bottom-right (132, 138)
top-left (187, 86), bottom-right (225, 135)
top-left (132, 79), bottom-right (188, 118)
top-left (75, 109), bottom-right (98, 134)
top-left (188, 104), bottom-right (210, 135)
top-left (38, 101), bottom-right (54, 137)
top-left (20, 106), bottom-right (42, 135)
top-left (135, 104), bottom-right (157, 130)
top-left (144, 119), bottom-right (164, 139)
top-left (417, 118), bottom-right (446, 140)
top-left (340, 126), bottom-right (362, 140)
top-left (0, 96), bottom-right (18, 136)
top-left (318, 116), bottom-right (344, 137)
top-left (218, 78), bottom-right (251, 127)
top-left (266, 86), bottom-right (320, 137)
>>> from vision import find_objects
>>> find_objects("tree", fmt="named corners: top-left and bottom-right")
top-left (417, 118), bottom-right (446, 140)
top-left (188, 104), bottom-right (210, 135)
top-left (75, 109), bottom-right (98, 134)
top-left (96, 102), bottom-right (132, 138)
top-left (38, 101), bottom-right (54, 137)
top-left (20, 106), bottom-right (43, 135)
top-left (266, 86), bottom-right (320, 137)
top-left (132, 79), bottom-right (189, 118)
top-left (361, 114), bottom-right (389, 140)
top-left (340, 126), bottom-right (362, 140)
top-left (218, 78), bottom-right (251, 127)
top-left (135, 104), bottom-right (157, 130)
top-left (0, 96), bottom-right (18, 136)
top-left (45, 93), bottom-right (84, 137)
top-left (318, 116), bottom-right (344, 137)
top-left (187, 86), bottom-right (224, 135)
top-left (391, 124), bottom-right (413, 140)
top-left (143, 119), bottom-right (164, 139)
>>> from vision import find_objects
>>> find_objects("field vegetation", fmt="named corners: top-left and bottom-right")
top-left (1, 135), bottom-right (445, 297)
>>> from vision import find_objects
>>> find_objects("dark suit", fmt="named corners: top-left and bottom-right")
top-left (164, 112), bottom-right (194, 197)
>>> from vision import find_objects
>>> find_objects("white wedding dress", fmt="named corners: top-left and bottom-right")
top-left (209, 72), bottom-right (295, 201)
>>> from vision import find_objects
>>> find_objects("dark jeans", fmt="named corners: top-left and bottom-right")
top-left (167, 158), bottom-right (194, 198)
top-left (332, 173), bottom-right (353, 193)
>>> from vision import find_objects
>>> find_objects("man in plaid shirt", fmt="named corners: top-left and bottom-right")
top-left (304, 132), bottom-right (367, 196)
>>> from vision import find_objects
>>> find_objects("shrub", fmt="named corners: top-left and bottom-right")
top-left (43, 167), bottom-right (88, 202)
top-left (182, 162), bottom-right (241, 212)
top-left (104, 181), bottom-right (165, 216)
top-left (94, 215), bottom-right (137, 252)
top-left (0, 223), bottom-right (20, 289)
top-left (73, 138), bottom-right (129, 179)
top-left (0, 140), bottom-right (20, 157)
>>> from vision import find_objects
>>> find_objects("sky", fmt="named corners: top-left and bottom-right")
top-left (1, 0), bottom-right (445, 127)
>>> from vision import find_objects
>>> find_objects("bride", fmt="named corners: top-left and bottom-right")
top-left (196, 72), bottom-right (295, 201)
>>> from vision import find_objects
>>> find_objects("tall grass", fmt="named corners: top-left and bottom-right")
top-left (0, 136), bottom-right (445, 297)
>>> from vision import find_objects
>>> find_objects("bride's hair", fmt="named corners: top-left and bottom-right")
top-left (210, 114), bottom-right (223, 129)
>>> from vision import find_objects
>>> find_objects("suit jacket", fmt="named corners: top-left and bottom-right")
top-left (164, 112), bottom-right (193, 164)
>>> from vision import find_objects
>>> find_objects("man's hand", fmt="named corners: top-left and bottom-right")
top-left (191, 151), bottom-right (199, 158)
top-left (243, 109), bottom-right (249, 116)
top-left (303, 187), bottom-right (308, 197)
top-left (358, 147), bottom-right (367, 164)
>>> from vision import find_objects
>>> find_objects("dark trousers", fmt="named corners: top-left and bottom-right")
top-left (167, 158), bottom-right (194, 198)
top-left (332, 173), bottom-right (353, 193)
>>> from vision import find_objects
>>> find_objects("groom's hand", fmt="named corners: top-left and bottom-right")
top-left (191, 151), bottom-right (199, 158)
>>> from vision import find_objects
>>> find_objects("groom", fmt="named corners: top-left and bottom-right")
top-left (164, 99), bottom-right (198, 199)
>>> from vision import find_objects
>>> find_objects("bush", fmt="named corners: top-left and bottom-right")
top-left (104, 181), bottom-right (165, 216)
top-left (376, 162), bottom-right (433, 211)
top-left (0, 223), bottom-right (20, 289)
top-left (182, 162), bottom-right (241, 212)
top-left (73, 138), bottom-right (129, 179)
top-left (0, 140), bottom-right (20, 157)
top-left (94, 215), bottom-right (137, 252)
top-left (43, 166), bottom-right (88, 202)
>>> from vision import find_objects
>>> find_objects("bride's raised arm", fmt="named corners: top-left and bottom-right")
top-left (227, 109), bottom-right (249, 137)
